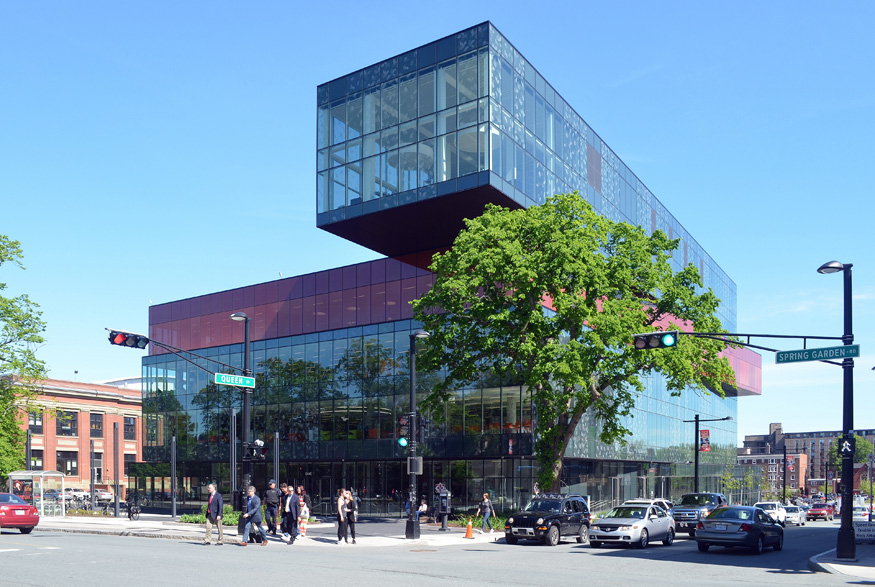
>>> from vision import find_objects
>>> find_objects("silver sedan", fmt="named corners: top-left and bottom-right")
top-left (590, 505), bottom-right (675, 549)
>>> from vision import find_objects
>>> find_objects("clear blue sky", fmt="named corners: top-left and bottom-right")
top-left (2, 1), bottom-right (873, 444)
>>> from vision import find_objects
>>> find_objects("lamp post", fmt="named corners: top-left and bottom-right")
top-left (406, 329), bottom-right (430, 540)
top-left (683, 414), bottom-right (732, 493)
top-left (230, 312), bottom-right (252, 497)
top-left (817, 260), bottom-right (855, 559)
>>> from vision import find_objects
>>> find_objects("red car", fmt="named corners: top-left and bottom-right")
top-left (0, 492), bottom-right (40, 533)
top-left (807, 502), bottom-right (834, 521)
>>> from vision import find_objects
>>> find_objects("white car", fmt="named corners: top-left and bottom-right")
top-left (852, 506), bottom-right (869, 521)
top-left (753, 501), bottom-right (786, 527)
top-left (622, 498), bottom-right (674, 517)
top-left (784, 505), bottom-right (806, 526)
top-left (64, 488), bottom-right (89, 500)
top-left (94, 489), bottom-right (114, 502)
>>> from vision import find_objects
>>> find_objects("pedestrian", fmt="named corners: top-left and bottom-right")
top-left (478, 492), bottom-right (495, 534)
top-left (281, 483), bottom-right (301, 545)
top-left (417, 498), bottom-right (428, 522)
top-left (263, 479), bottom-right (281, 536)
top-left (297, 485), bottom-right (310, 538)
top-left (203, 483), bottom-right (224, 545)
top-left (337, 487), bottom-right (349, 544)
top-left (240, 486), bottom-right (268, 546)
top-left (344, 489), bottom-right (357, 544)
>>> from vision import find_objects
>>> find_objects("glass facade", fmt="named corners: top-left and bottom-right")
top-left (141, 22), bottom-right (760, 514)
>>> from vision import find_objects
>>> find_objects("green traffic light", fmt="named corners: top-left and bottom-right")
top-left (661, 332), bottom-right (676, 347)
top-left (398, 437), bottom-right (408, 447)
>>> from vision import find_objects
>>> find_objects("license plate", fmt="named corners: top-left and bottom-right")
top-left (15, 509), bottom-right (25, 515)
top-left (714, 524), bottom-right (726, 531)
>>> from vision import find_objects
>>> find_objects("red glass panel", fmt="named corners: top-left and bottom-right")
top-left (290, 298), bottom-right (303, 335)
top-left (315, 293), bottom-right (329, 331)
top-left (329, 291), bottom-right (343, 330)
top-left (343, 289), bottom-right (357, 327)
top-left (329, 267), bottom-right (343, 292)
top-left (357, 286), bottom-right (371, 324)
top-left (401, 278), bottom-right (416, 319)
top-left (277, 300), bottom-right (292, 337)
top-left (302, 296), bottom-right (316, 333)
top-left (370, 283), bottom-right (386, 323)
top-left (356, 263), bottom-right (371, 287)
top-left (385, 280), bottom-right (401, 321)
top-left (263, 302), bottom-right (279, 339)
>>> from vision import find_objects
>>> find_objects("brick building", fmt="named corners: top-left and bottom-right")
top-left (15, 377), bottom-right (142, 499)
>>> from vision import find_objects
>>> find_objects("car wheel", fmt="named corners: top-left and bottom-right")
top-left (752, 535), bottom-right (765, 555)
top-left (19, 527), bottom-right (33, 534)
top-left (576, 524), bottom-right (589, 544)
top-left (590, 541), bottom-right (601, 548)
top-left (697, 542), bottom-right (709, 553)
top-left (773, 532), bottom-right (784, 551)
top-left (505, 534), bottom-right (518, 545)
top-left (662, 528), bottom-right (674, 546)
top-left (545, 525), bottom-right (560, 547)
top-left (637, 529), bottom-right (649, 549)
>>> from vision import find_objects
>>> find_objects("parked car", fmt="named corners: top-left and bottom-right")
top-left (672, 493), bottom-right (728, 536)
top-left (94, 489), bottom-right (113, 502)
top-left (64, 488), bottom-right (89, 500)
top-left (504, 493), bottom-right (590, 546)
top-left (753, 501), bottom-right (787, 526)
top-left (590, 503), bottom-right (675, 549)
top-left (0, 492), bottom-right (40, 533)
top-left (623, 498), bottom-right (674, 516)
top-left (42, 489), bottom-right (62, 501)
top-left (695, 506), bottom-right (784, 554)
top-left (852, 505), bottom-right (869, 521)
top-left (783, 505), bottom-right (806, 526)
top-left (808, 502), bottom-right (834, 521)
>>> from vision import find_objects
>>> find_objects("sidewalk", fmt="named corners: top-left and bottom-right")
top-left (808, 542), bottom-right (875, 580)
top-left (31, 514), bottom-right (501, 548)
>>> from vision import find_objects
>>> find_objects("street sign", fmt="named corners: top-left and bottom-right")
top-left (776, 344), bottom-right (860, 364)
top-left (214, 373), bottom-right (255, 388)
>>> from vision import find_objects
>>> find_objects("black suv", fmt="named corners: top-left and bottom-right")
top-left (504, 493), bottom-right (590, 546)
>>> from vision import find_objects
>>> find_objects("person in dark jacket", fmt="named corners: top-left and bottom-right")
top-left (263, 480), bottom-right (281, 535)
top-left (203, 483), bottom-right (224, 545)
top-left (281, 483), bottom-right (301, 545)
top-left (240, 486), bottom-right (267, 546)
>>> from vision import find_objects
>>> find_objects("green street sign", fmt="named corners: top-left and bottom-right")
top-left (214, 373), bottom-right (255, 388)
top-left (776, 344), bottom-right (860, 364)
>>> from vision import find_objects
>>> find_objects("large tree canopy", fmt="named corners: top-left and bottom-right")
top-left (0, 235), bottom-right (47, 482)
top-left (412, 192), bottom-right (736, 490)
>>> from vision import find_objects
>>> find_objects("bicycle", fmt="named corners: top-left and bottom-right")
top-left (126, 501), bottom-right (141, 521)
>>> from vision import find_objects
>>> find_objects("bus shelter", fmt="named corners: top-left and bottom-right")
top-left (7, 470), bottom-right (66, 517)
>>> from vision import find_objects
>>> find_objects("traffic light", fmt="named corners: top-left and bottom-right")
top-left (245, 439), bottom-right (267, 461)
top-left (108, 330), bottom-right (150, 349)
top-left (416, 414), bottom-right (430, 443)
top-left (397, 415), bottom-right (409, 448)
top-left (632, 330), bottom-right (679, 350)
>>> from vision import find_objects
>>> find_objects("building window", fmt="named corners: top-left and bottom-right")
top-left (90, 413), bottom-right (104, 438)
top-left (56, 411), bottom-right (78, 437)
top-left (56, 451), bottom-right (78, 476)
top-left (124, 454), bottom-right (135, 476)
top-left (28, 412), bottom-right (43, 434)
top-left (30, 449), bottom-right (43, 470)
top-left (93, 452), bottom-right (103, 481)
top-left (124, 417), bottom-right (136, 441)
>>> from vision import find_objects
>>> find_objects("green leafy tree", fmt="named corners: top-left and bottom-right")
top-left (0, 235), bottom-right (48, 482)
top-left (828, 434), bottom-right (875, 468)
top-left (412, 192), bottom-right (735, 491)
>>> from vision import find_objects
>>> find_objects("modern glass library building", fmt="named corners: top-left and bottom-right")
top-left (137, 22), bottom-right (761, 516)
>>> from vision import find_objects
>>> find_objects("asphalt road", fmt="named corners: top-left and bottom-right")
top-left (0, 519), bottom-right (860, 586)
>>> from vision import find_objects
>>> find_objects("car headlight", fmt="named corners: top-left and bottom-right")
top-left (591, 525), bottom-right (600, 531)
top-left (507, 517), bottom-right (514, 524)
top-left (618, 525), bottom-right (632, 531)
top-left (536, 518), bottom-right (544, 525)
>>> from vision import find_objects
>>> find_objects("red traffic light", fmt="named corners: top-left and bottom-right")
top-left (108, 330), bottom-right (149, 349)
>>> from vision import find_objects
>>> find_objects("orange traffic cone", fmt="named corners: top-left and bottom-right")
top-left (464, 518), bottom-right (474, 539)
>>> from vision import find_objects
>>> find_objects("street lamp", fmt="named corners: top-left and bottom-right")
top-left (817, 260), bottom-right (855, 559)
top-left (683, 414), bottom-right (732, 493)
top-left (406, 329), bottom-right (430, 540)
top-left (230, 312), bottom-right (252, 499)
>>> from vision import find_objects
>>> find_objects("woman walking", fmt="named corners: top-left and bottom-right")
top-left (478, 492), bottom-right (495, 534)
top-left (344, 490), bottom-right (357, 544)
top-left (297, 486), bottom-right (310, 538)
top-left (336, 488), bottom-right (349, 544)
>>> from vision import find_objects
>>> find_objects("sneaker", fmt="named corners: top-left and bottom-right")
top-left (216, 542), bottom-right (224, 546)
top-left (352, 539), bottom-right (356, 545)
top-left (238, 542), bottom-right (248, 546)
top-left (338, 539), bottom-right (343, 545)
top-left (490, 529), bottom-right (494, 534)
top-left (477, 529), bottom-right (483, 534)
top-left (202, 540), bottom-right (211, 545)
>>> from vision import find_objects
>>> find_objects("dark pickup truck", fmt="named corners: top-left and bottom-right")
top-left (672, 493), bottom-right (728, 536)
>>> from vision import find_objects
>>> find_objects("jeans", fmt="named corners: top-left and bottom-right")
top-left (481, 511), bottom-right (493, 531)
top-left (242, 517), bottom-right (266, 542)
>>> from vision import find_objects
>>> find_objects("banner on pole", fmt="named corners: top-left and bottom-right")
top-left (699, 429), bottom-right (711, 452)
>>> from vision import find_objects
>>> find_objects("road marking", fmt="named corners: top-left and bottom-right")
top-left (0, 549), bottom-right (21, 553)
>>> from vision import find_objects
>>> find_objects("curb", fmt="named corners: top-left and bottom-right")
top-left (807, 549), bottom-right (835, 574)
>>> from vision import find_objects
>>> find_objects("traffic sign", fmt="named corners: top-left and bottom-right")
top-left (214, 373), bottom-right (255, 388)
top-left (776, 344), bottom-right (860, 364)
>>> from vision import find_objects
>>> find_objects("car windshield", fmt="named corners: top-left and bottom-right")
top-left (785, 506), bottom-right (799, 513)
top-left (523, 500), bottom-right (561, 513)
top-left (605, 507), bottom-right (646, 519)
top-left (812, 503), bottom-right (829, 508)
top-left (678, 495), bottom-right (712, 506)
top-left (707, 507), bottom-right (751, 520)
top-left (755, 503), bottom-right (775, 510)
top-left (0, 494), bottom-right (27, 505)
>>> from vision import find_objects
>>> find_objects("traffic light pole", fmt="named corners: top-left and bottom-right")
top-left (406, 332), bottom-right (419, 540)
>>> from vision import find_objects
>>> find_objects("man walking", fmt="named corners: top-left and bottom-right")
top-left (203, 483), bottom-right (224, 545)
top-left (239, 486), bottom-right (267, 546)
top-left (281, 483), bottom-right (301, 545)
top-left (264, 479), bottom-right (281, 536)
